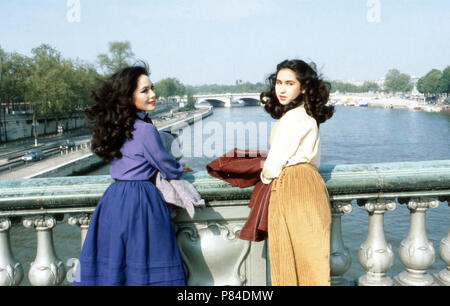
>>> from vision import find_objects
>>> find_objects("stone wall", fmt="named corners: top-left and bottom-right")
top-left (0, 112), bottom-right (85, 143)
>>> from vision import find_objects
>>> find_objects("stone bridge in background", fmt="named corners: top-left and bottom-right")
top-left (194, 93), bottom-right (261, 107)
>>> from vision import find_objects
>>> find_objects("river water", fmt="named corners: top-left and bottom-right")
top-left (10, 105), bottom-right (450, 285)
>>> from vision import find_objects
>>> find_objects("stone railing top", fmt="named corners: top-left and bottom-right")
top-left (0, 160), bottom-right (449, 212)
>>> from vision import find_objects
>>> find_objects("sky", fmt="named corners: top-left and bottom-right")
top-left (0, 0), bottom-right (449, 85)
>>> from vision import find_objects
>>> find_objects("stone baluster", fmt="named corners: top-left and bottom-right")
top-left (23, 216), bottom-right (66, 286)
top-left (0, 218), bottom-right (24, 286)
top-left (357, 199), bottom-right (396, 286)
top-left (434, 229), bottom-right (450, 286)
top-left (330, 201), bottom-right (354, 286)
top-left (177, 222), bottom-right (251, 286)
top-left (68, 214), bottom-right (91, 248)
top-left (434, 199), bottom-right (450, 286)
top-left (67, 214), bottom-right (91, 284)
top-left (394, 197), bottom-right (439, 286)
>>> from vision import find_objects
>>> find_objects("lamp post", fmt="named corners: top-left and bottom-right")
top-left (0, 57), bottom-right (10, 144)
top-left (32, 112), bottom-right (38, 147)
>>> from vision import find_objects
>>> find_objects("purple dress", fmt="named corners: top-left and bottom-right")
top-left (73, 116), bottom-right (186, 286)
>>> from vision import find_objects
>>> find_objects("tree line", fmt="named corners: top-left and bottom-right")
top-left (331, 81), bottom-right (381, 94)
top-left (1, 41), bottom-right (449, 124)
top-left (417, 68), bottom-right (450, 95)
top-left (332, 68), bottom-right (450, 95)
top-left (0, 44), bottom-right (99, 141)
top-left (0, 44), bottom-right (99, 113)
top-left (154, 68), bottom-right (450, 97)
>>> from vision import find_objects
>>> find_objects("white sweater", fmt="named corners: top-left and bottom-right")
top-left (260, 105), bottom-right (320, 184)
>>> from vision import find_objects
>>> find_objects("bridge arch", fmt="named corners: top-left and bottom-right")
top-left (199, 99), bottom-right (228, 108)
top-left (239, 97), bottom-right (261, 106)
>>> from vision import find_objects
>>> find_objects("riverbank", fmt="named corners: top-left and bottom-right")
top-left (0, 106), bottom-right (213, 179)
top-left (330, 93), bottom-right (450, 113)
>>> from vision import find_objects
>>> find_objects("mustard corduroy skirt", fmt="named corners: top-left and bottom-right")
top-left (268, 162), bottom-right (331, 286)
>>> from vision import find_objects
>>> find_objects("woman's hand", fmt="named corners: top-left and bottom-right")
top-left (182, 163), bottom-right (193, 172)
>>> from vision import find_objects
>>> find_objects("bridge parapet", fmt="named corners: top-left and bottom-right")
top-left (0, 160), bottom-right (449, 286)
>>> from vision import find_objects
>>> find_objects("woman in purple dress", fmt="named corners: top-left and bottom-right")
top-left (73, 64), bottom-right (187, 286)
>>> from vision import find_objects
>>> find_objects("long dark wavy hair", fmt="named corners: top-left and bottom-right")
top-left (261, 59), bottom-right (334, 126)
top-left (85, 64), bottom-right (149, 162)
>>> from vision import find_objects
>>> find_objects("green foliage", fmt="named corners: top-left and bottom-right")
top-left (415, 67), bottom-right (450, 95)
top-left (59, 59), bottom-right (99, 113)
top-left (330, 81), bottom-right (380, 93)
top-left (384, 69), bottom-right (413, 93)
top-left (26, 44), bottom-right (67, 117)
top-left (0, 51), bottom-right (32, 103)
top-left (0, 45), bottom-right (5, 80)
top-left (439, 66), bottom-right (450, 94)
top-left (417, 69), bottom-right (443, 94)
top-left (154, 78), bottom-right (185, 98)
top-left (0, 43), bottom-right (99, 123)
top-left (184, 90), bottom-right (196, 111)
top-left (188, 82), bottom-right (268, 94)
top-left (97, 41), bottom-right (135, 75)
top-left (361, 81), bottom-right (381, 92)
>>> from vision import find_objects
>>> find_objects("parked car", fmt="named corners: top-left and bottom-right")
top-left (59, 140), bottom-right (75, 150)
top-left (21, 150), bottom-right (45, 162)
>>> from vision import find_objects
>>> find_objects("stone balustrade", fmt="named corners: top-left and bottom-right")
top-left (0, 160), bottom-right (449, 286)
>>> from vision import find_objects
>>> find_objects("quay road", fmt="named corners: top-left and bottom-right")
top-left (0, 107), bottom-right (212, 180)
top-left (0, 130), bottom-right (93, 176)
top-left (0, 147), bottom-right (94, 179)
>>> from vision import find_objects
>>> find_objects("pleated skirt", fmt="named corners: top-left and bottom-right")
top-left (268, 163), bottom-right (331, 286)
top-left (73, 180), bottom-right (186, 286)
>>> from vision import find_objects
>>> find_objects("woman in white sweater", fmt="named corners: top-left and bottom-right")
top-left (260, 59), bottom-right (334, 286)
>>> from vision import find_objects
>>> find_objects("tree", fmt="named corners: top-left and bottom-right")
top-left (331, 81), bottom-right (361, 93)
top-left (361, 81), bottom-right (380, 93)
top-left (0, 44), bottom-right (100, 143)
top-left (25, 44), bottom-right (68, 144)
top-left (384, 69), bottom-right (413, 93)
top-left (0, 50), bottom-right (34, 104)
top-left (439, 66), bottom-right (450, 94)
top-left (0, 45), bottom-right (5, 85)
top-left (0, 45), bottom-right (7, 142)
top-left (417, 69), bottom-right (443, 95)
top-left (154, 78), bottom-right (185, 99)
top-left (184, 90), bottom-right (196, 111)
top-left (0, 49), bottom-right (34, 142)
top-left (97, 41), bottom-right (135, 74)
top-left (26, 44), bottom-right (66, 113)
top-left (59, 59), bottom-right (99, 130)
